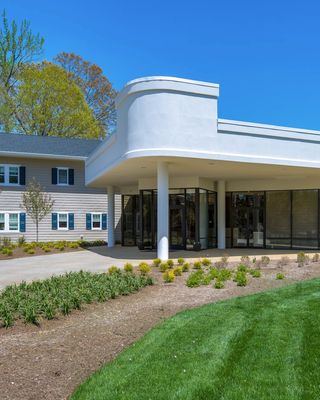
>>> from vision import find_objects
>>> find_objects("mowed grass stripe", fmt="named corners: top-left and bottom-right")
top-left (71, 279), bottom-right (320, 400)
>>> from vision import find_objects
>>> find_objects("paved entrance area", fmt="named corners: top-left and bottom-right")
top-left (0, 245), bottom-right (314, 289)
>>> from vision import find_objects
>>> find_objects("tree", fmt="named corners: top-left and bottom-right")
top-left (0, 10), bottom-right (44, 132)
top-left (14, 61), bottom-right (101, 138)
top-left (21, 178), bottom-right (54, 242)
top-left (54, 52), bottom-right (117, 137)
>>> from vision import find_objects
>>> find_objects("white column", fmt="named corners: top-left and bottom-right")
top-left (107, 186), bottom-right (115, 247)
top-left (217, 180), bottom-right (226, 250)
top-left (157, 161), bottom-right (169, 261)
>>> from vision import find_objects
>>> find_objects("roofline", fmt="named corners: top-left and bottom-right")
top-left (0, 151), bottom-right (87, 161)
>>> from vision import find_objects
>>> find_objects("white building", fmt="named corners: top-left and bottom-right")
top-left (86, 76), bottom-right (320, 260)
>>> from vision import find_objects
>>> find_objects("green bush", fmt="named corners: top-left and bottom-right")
top-left (27, 249), bottom-right (35, 255)
top-left (201, 258), bottom-right (211, 266)
top-left (177, 257), bottom-right (185, 266)
top-left (159, 262), bottom-right (169, 272)
top-left (201, 274), bottom-right (212, 285)
top-left (186, 270), bottom-right (204, 288)
top-left (249, 269), bottom-right (262, 278)
top-left (182, 262), bottom-right (190, 272)
top-left (0, 270), bottom-right (153, 328)
top-left (218, 268), bottom-right (232, 281)
top-left (153, 258), bottom-right (161, 267)
top-left (208, 267), bottom-right (219, 280)
top-left (163, 270), bottom-right (175, 283)
top-left (124, 263), bottom-right (133, 273)
top-left (1, 247), bottom-right (12, 256)
top-left (78, 240), bottom-right (106, 248)
top-left (138, 262), bottom-right (151, 275)
top-left (276, 273), bottom-right (285, 280)
top-left (43, 247), bottom-right (51, 253)
top-left (193, 260), bottom-right (202, 270)
top-left (173, 267), bottom-right (182, 276)
top-left (261, 256), bottom-right (271, 266)
top-left (234, 271), bottom-right (247, 286)
top-left (108, 266), bottom-right (120, 275)
top-left (167, 259), bottom-right (174, 268)
top-left (17, 236), bottom-right (26, 246)
top-left (237, 264), bottom-right (248, 273)
top-left (214, 280), bottom-right (225, 289)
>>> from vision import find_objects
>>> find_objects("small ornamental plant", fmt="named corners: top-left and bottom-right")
top-left (214, 280), bottom-right (225, 289)
top-left (296, 252), bottom-right (309, 266)
top-left (208, 267), bottom-right (219, 280)
top-left (312, 253), bottom-right (320, 262)
top-left (193, 260), bottom-right (202, 270)
top-left (138, 262), bottom-right (151, 275)
top-left (177, 257), bottom-right (185, 266)
top-left (249, 269), bottom-right (262, 278)
top-left (221, 255), bottom-right (229, 267)
top-left (186, 270), bottom-right (204, 288)
top-left (159, 262), bottom-right (169, 272)
top-left (276, 273), bottom-right (285, 280)
top-left (202, 274), bottom-right (212, 285)
top-left (201, 258), bottom-right (211, 267)
top-left (153, 258), bottom-right (161, 267)
top-left (218, 268), bottom-right (232, 281)
top-left (124, 263), bottom-right (133, 273)
top-left (173, 267), bottom-right (182, 276)
top-left (108, 265), bottom-right (120, 275)
top-left (261, 256), bottom-right (271, 267)
top-left (234, 271), bottom-right (247, 286)
top-left (182, 262), bottom-right (190, 272)
top-left (167, 259), bottom-right (174, 268)
top-left (163, 270), bottom-right (175, 283)
top-left (240, 255), bottom-right (250, 265)
top-left (277, 256), bottom-right (290, 267)
top-left (237, 264), bottom-right (248, 273)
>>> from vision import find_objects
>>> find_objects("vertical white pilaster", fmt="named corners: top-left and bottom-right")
top-left (157, 162), bottom-right (169, 261)
top-left (217, 180), bottom-right (226, 250)
top-left (107, 186), bottom-right (115, 247)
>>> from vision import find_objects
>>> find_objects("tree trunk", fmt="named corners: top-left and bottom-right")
top-left (36, 220), bottom-right (39, 242)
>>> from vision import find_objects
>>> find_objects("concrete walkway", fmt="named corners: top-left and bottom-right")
top-left (0, 245), bottom-right (314, 289)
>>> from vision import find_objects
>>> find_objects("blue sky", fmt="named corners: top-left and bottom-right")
top-left (2, 0), bottom-right (320, 129)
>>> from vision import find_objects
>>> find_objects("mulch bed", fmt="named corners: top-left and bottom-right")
top-left (0, 246), bottom-right (83, 261)
top-left (0, 260), bottom-right (319, 400)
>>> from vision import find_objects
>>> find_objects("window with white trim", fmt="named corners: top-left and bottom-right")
top-left (58, 213), bottom-right (68, 230)
top-left (0, 212), bottom-right (20, 232)
top-left (57, 168), bottom-right (68, 185)
top-left (92, 213), bottom-right (102, 230)
top-left (0, 165), bottom-right (20, 185)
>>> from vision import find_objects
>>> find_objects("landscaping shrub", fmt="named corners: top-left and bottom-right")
top-left (312, 253), bottom-right (320, 262)
top-left (138, 262), bottom-right (151, 275)
top-left (277, 256), bottom-right (290, 267)
top-left (27, 249), bottom-right (35, 255)
top-left (249, 269), bottom-right (262, 278)
top-left (240, 255), bottom-right (250, 265)
top-left (218, 268), bottom-right (233, 281)
top-left (1, 248), bottom-right (12, 256)
top-left (297, 252), bottom-right (309, 266)
top-left (159, 262), bottom-right (169, 272)
top-left (124, 263), bottom-right (133, 273)
top-left (173, 267), bottom-right (182, 276)
top-left (261, 256), bottom-right (271, 266)
top-left (208, 267), bottom-right (219, 280)
top-left (237, 264), bottom-right (248, 273)
top-left (163, 270), bottom-right (175, 283)
top-left (167, 259), bottom-right (174, 268)
top-left (153, 258), bottom-right (161, 267)
top-left (214, 280), bottom-right (225, 289)
top-left (201, 274), bottom-right (212, 285)
top-left (177, 257), bottom-right (185, 266)
top-left (108, 266), bottom-right (120, 275)
top-left (0, 270), bottom-right (153, 328)
top-left (186, 270), bottom-right (204, 288)
top-left (221, 255), bottom-right (229, 267)
top-left (234, 271), bottom-right (247, 286)
top-left (276, 273), bottom-right (285, 280)
top-left (201, 258), bottom-right (211, 267)
top-left (193, 260), bottom-right (202, 270)
top-left (17, 236), bottom-right (26, 246)
top-left (78, 240), bottom-right (106, 248)
top-left (182, 262), bottom-right (190, 272)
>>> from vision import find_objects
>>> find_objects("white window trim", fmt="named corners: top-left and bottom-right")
top-left (57, 212), bottom-right (69, 230)
top-left (0, 164), bottom-right (20, 186)
top-left (91, 212), bottom-right (102, 230)
top-left (0, 211), bottom-right (21, 232)
top-left (57, 167), bottom-right (69, 186)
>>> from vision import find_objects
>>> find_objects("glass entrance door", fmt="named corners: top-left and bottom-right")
top-left (232, 193), bottom-right (264, 248)
top-left (169, 192), bottom-right (185, 249)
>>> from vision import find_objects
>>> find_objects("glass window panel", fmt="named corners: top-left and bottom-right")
top-left (292, 190), bottom-right (318, 248)
top-left (226, 193), bottom-right (232, 248)
top-left (266, 191), bottom-right (291, 248)
top-left (9, 166), bottom-right (19, 184)
top-left (142, 191), bottom-right (153, 248)
top-left (9, 213), bottom-right (18, 231)
top-left (92, 213), bottom-right (101, 229)
top-left (0, 166), bottom-right (4, 183)
top-left (122, 195), bottom-right (137, 246)
top-left (186, 189), bottom-right (196, 249)
top-left (0, 213), bottom-right (4, 230)
top-left (58, 213), bottom-right (68, 229)
top-left (208, 192), bottom-right (217, 248)
top-left (58, 169), bottom-right (68, 184)
top-left (199, 189), bottom-right (208, 249)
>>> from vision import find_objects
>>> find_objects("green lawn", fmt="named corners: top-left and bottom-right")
top-left (71, 279), bottom-right (320, 400)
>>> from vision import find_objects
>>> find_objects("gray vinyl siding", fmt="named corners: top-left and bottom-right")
top-left (0, 157), bottom-right (121, 243)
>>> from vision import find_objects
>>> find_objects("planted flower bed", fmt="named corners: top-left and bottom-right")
top-left (0, 270), bottom-right (153, 328)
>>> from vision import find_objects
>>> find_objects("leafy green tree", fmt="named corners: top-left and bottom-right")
top-left (54, 52), bottom-right (117, 136)
top-left (14, 61), bottom-right (101, 138)
top-left (21, 178), bottom-right (54, 242)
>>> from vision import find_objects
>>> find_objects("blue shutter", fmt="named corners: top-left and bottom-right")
top-left (19, 166), bottom-right (26, 185)
top-left (52, 168), bottom-right (57, 185)
top-left (52, 213), bottom-right (58, 230)
top-left (86, 213), bottom-right (92, 230)
top-left (102, 213), bottom-right (107, 230)
top-left (68, 169), bottom-right (74, 185)
top-left (68, 213), bottom-right (74, 230)
top-left (20, 213), bottom-right (26, 232)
